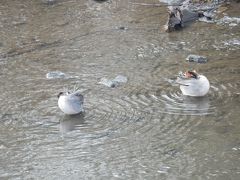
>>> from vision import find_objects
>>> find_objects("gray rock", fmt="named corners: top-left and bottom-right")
top-left (217, 16), bottom-right (240, 26)
top-left (112, 75), bottom-right (128, 83)
top-left (98, 78), bottom-right (118, 88)
top-left (186, 54), bottom-right (207, 63)
top-left (98, 75), bottom-right (128, 88)
top-left (46, 71), bottom-right (66, 79)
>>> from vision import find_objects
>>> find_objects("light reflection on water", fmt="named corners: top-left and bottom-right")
top-left (0, 0), bottom-right (240, 179)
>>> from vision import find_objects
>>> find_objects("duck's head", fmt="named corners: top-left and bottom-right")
top-left (57, 92), bottom-right (64, 98)
top-left (184, 70), bottom-right (199, 79)
top-left (57, 91), bottom-right (70, 98)
top-left (178, 70), bottom-right (199, 80)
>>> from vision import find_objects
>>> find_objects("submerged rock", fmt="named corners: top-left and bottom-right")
top-left (213, 38), bottom-right (240, 50)
top-left (217, 16), bottom-right (240, 26)
top-left (198, 16), bottom-right (215, 23)
top-left (46, 71), bottom-right (66, 79)
top-left (118, 26), bottom-right (128, 30)
top-left (224, 39), bottom-right (240, 46)
top-left (112, 75), bottom-right (128, 83)
top-left (186, 54), bottom-right (208, 63)
top-left (98, 78), bottom-right (117, 88)
top-left (98, 75), bottom-right (128, 88)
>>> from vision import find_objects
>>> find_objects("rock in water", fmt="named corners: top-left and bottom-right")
top-left (46, 71), bottom-right (66, 79)
top-left (98, 75), bottom-right (128, 88)
top-left (186, 54), bottom-right (207, 63)
top-left (98, 78), bottom-right (118, 88)
top-left (112, 75), bottom-right (128, 83)
top-left (217, 16), bottom-right (240, 26)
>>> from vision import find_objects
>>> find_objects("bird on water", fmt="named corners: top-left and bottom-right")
top-left (58, 91), bottom-right (84, 115)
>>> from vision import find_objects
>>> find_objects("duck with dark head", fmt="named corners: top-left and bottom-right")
top-left (165, 6), bottom-right (211, 32)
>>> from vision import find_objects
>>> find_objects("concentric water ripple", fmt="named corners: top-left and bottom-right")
top-left (48, 91), bottom-right (203, 179)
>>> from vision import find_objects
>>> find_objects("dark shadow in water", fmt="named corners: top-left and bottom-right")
top-left (0, 40), bottom-right (62, 60)
top-left (59, 113), bottom-right (85, 133)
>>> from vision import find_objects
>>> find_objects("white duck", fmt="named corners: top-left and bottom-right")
top-left (176, 70), bottom-right (210, 97)
top-left (58, 91), bottom-right (84, 115)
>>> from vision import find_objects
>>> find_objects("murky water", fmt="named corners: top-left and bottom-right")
top-left (0, 0), bottom-right (239, 179)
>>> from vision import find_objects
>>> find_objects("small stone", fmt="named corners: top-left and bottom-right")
top-left (98, 78), bottom-right (118, 88)
top-left (119, 26), bottom-right (127, 30)
top-left (98, 75), bottom-right (128, 88)
top-left (229, 23), bottom-right (238, 27)
top-left (46, 71), bottom-right (66, 79)
top-left (186, 54), bottom-right (208, 63)
top-left (112, 75), bottom-right (128, 83)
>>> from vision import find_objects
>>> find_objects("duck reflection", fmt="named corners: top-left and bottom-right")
top-left (59, 113), bottom-right (85, 133)
top-left (182, 96), bottom-right (210, 114)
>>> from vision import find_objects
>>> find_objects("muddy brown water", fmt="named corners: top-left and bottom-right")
top-left (0, 0), bottom-right (239, 179)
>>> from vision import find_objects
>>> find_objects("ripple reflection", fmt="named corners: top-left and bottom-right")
top-left (59, 113), bottom-right (85, 133)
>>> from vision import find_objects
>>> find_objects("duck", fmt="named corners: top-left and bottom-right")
top-left (176, 70), bottom-right (210, 97)
top-left (165, 6), bottom-right (213, 32)
top-left (57, 91), bottom-right (84, 115)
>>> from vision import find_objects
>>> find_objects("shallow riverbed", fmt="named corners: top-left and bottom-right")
top-left (0, 0), bottom-right (240, 179)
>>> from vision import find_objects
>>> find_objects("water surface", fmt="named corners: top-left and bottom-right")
top-left (0, 0), bottom-right (240, 179)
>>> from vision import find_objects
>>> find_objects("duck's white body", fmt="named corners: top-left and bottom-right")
top-left (177, 75), bottom-right (210, 97)
top-left (58, 91), bottom-right (84, 115)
